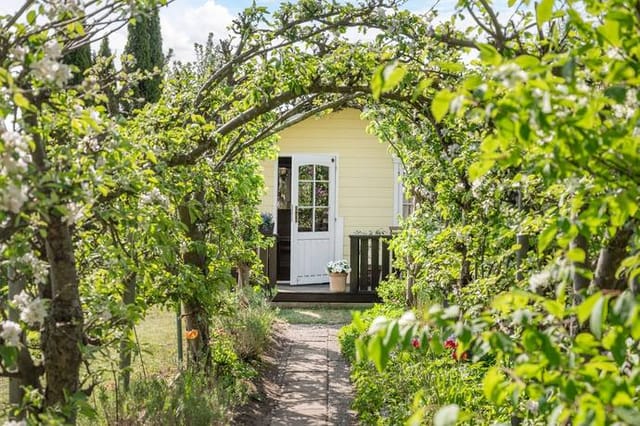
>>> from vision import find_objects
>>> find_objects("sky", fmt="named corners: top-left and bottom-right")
top-left (0, 0), bottom-right (490, 63)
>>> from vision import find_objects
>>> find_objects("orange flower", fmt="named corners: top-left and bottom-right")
top-left (185, 329), bottom-right (199, 340)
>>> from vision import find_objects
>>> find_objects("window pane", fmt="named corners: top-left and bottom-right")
top-left (315, 182), bottom-right (329, 207)
top-left (298, 208), bottom-right (312, 232)
top-left (299, 182), bottom-right (313, 206)
top-left (315, 207), bottom-right (329, 232)
top-left (316, 165), bottom-right (329, 181)
top-left (299, 164), bottom-right (313, 180)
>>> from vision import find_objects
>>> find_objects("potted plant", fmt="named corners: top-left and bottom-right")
top-left (326, 259), bottom-right (351, 293)
top-left (259, 212), bottom-right (274, 235)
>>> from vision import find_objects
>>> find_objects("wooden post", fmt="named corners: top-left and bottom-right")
top-left (381, 238), bottom-right (390, 281)
top-left (350, 236), bottom-right (359, 294)
top-left (371, 237), bottom-right (380, 290)
top-left (359, 237), bottom-right (368, 292)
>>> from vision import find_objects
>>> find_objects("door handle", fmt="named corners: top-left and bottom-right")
top-left (294, 205), bottom-right (298, 223)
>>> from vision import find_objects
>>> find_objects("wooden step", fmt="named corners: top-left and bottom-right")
top-left (272, 291), bottom-right (381, 303)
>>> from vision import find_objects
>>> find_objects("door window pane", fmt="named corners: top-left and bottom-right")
top-left (299, 164), bottom-right (314, 180)
top-left (316, 165), bottom-right (329, 181)
top-left (299, 181), bottom-right (313, 206)
top-left (298, 208), bottom-right (312, 232)
top-left (296, 162), bottom-right (331, 232)
top-left (315, 208), bottom-right (329, 232)
top-left (316, 182), bottom-right (329, 207)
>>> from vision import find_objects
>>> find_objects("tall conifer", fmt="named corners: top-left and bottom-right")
top-left (63, 44), bottom-right (92, 86)
top-left (124, 7), bottom-right (164, 107)
top-left (96, 38), bottom-right (119, 115)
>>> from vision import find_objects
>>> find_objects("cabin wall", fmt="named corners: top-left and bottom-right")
top-left (260, 109), bottom-right (395, 265)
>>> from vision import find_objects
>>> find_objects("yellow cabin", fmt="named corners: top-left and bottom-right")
top-left (260, 108), bottom-right (404, 291)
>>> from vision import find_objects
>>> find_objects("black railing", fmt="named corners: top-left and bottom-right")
top-left (258, 236), bottom-right (277, 292)
top-left (349, 234), bottom-right (393, 294)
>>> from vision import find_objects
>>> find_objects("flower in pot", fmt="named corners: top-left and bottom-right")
top-left (326, 259), bottom-right (351, 292)
top-left (259, 212), bottom-right (274, 234)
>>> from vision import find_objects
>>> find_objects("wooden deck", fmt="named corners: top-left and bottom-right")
top-left (272, 284), bottom-right (381, 303)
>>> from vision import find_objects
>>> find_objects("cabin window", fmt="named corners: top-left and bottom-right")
top-left (393, 158), bottom-right (415, 225)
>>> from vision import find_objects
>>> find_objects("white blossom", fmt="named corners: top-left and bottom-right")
top-left (493, 63), bottom-right (528, 88)
top-left (63, 202), bottom-right (85, 225)
top-left (529, 270), bottom-right (552, 292)
top-left (10, 46), bottom-right (26, 62)
top-left (447, 143), bottom-right (460, 157)
top-left (4, 420), bottom-right (27, 426)
top-left (13, 291), bottom-right (47, 327)
top-left (1, 321), bottom-right (22, 347)
top-left (398, 311), bottom-right (416, 326)
top-left (449, 95), bottom-right (465, 113)
top-left (1, 183), bottom-right (28, 213)
top-left (19, 253), bottom-right (49, 284)
top-left (30, 41), bottom-right (71, 86)
top-left (140, 187), bottom-right (169, 207)
top-left (30, 58), bottom-right (72, 86)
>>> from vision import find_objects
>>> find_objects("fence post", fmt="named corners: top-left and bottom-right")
top-left (371, 237), bottom-right (380, 290)
top-left (350, 236), bottom-right (359, 293)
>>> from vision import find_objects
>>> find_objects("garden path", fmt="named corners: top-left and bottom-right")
top-left (269, 324), bottom-right (356, 425)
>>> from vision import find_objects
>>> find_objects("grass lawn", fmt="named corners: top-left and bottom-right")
top-left (277, 305), bottom-right (367, 325)
top-left (128, 307), bottom-right (183, 379)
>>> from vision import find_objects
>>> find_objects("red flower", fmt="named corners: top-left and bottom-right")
top-left (411, 337), bottom-right (420, 349)
top-left (444, 337), bottom-right (457, 350)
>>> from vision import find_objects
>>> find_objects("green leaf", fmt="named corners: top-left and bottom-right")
top-left (0, 346), bottom-right (18, 369)
top-left (536, 0), bottom-right (554, 26)
top-left (483, 367), bottom-right (507, 404)
top-left (13, 92), bottom-right (30, 108)
top-left (599, 18), bottom-right (621, 47)
top-left (371, 62), bottom-right (406, 100)
top-left (537, 223), bottom-right (557, 254)
top-left (433, 404), bottom-right (459, 426)
top-left (605, 86), bottom-right (627, 103)
top-left (577, 292), bottom-right (603, 323)
top-left (431, 90), bottom-right (455, 123)
top-left (544, 300), bottom-right (565, 319)
top-left (468, 160), bottom-right (495, 181)
top-left (27, 10), bottom-right (36, 25)
top-left (590, 295), bottom-right (607, 339)
top-left (566, 247), bottom-right (586, 263)
top-left (614, 407), bottom-right (640, 425)
top-left (476, 43), bottom-right (501, 66)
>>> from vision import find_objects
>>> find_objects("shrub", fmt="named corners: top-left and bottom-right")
top-left (217, 288), bottom-right (276, 360)
top-left (91, 371), bottom-right (232, 425)
top-left (350, 352), bottom-right (502, 425)
top-left (338, 304), bottom-right (403, 362)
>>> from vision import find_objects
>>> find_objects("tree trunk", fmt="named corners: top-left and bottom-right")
top-left (455, 241), bottom-right (471, 288)
top-left (182, 299), bottom-right (211, 369)
top-left (237, 262), bottom-right (250, 288)
top-left (7, 269), bottom-right (42, 417)
top-left (177, 193), bottom-right (211, 368)
top-left (405, 255), bottom-right (416, 307)
top-left (515, 234), bottom-right (529, 281)
top-left (42, 217), bottom-right (83, 416)
top-left (119, 273), bottom-right (136, 391)
top-left (570, 233), bottom-right (590, 300)
top-left (593, 220), bottom-right (636, 291)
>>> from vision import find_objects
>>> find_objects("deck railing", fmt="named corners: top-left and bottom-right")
top-left (349, 234), bottom-right (393, 294)
top-left (258, 236), bottom-right (277, 291)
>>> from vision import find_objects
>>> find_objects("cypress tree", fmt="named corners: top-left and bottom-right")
top-left (63, 43), bottom-right (92, 86)
top-left (124, 7), bottom-right (164, 107)
top-left (95, 37), bottom-right (119, 115)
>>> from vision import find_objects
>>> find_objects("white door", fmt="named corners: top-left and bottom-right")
top-left (290, 155), bottom-right (336, 285)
